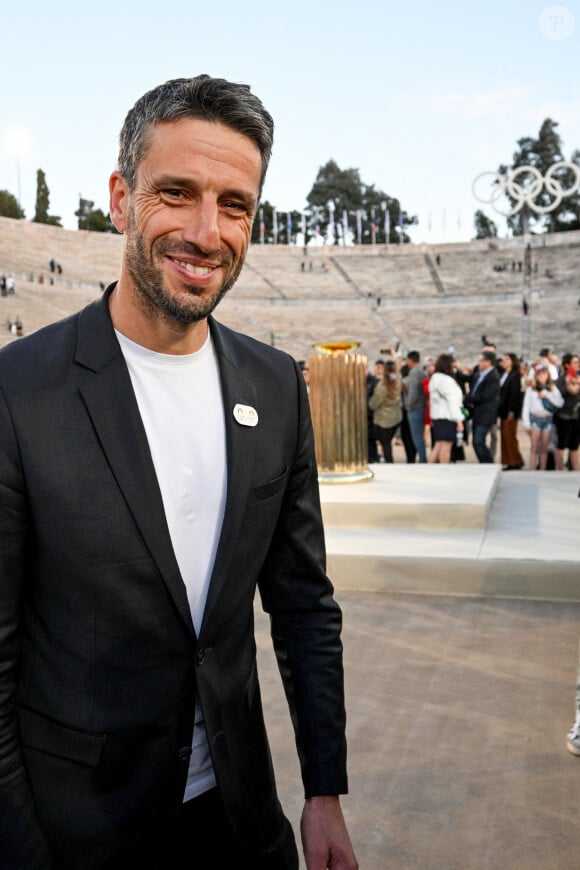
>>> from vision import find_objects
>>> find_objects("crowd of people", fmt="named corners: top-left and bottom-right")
top-left (0, 273), bottom-right (15, 296)
top-left (365, 343), bottom-right (580, 471)
top-left (1, 273), bottom-right (23, 336)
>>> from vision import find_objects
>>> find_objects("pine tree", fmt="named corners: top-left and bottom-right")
top-left (33, 169), bottom-right (61, 226)
top-left (474, 209), bottom-right (498, 239)
top-left (75, 196), bottom-right (117, 233)
top-left (497, 119), bottom-right (578, 235)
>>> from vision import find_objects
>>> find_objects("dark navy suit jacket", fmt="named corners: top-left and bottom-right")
top-left (466, 367), bottom-right (500, 427)
top-left (0, 287), bottom-right (347, 869)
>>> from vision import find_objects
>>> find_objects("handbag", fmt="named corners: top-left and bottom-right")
top-left (541, 396), bottom-right (558, 414)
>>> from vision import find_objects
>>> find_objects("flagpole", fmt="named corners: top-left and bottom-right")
top-left (382, 201), bottom-right (389, 250)
top-left (342, 209), bottom-right (349, 246)
top-left (327, 200), bottom-right (335, 246)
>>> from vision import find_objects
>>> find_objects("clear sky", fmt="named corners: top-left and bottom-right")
top-left (1, 0), bottom-right (579, 243)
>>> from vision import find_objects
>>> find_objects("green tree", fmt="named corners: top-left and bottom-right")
top-left (306, 161), bottom-right (364, 244)
top-left (276, 209), bottom-right (302, 245)
top-left (552, 149), bottom-right (580, 232)
top-left (75, 196), bottom-right (118, 233)
top-left (33, 168), bottom-right (61, 226)
top-left (251, 200), bottom-right (275, 244)
top-left (308, 161), bottom-right (363, 213)
top-left (474, 209), bottom-right (498, 239)
top-left (0, 189), bottom-right (25, 219)
top-left (250, 203), bottom-right (302, 244)
top-left (498, 118), bottom-right (579, 235)
top-left (85, 209), bottom-right (116, 233)
top-left (251, 163), bottom-right (416, 246)
top-left (305, 160), bottom-right (412, 244)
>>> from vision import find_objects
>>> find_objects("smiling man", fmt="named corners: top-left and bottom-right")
top-left (0, 77), bottom-right (357, 870)
top-left (110, 116), bottom-right (260, 345)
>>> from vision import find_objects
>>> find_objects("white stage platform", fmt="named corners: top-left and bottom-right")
top-left (320, 465), bottom-right (580, 601)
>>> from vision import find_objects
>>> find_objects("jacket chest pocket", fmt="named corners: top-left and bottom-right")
top-left (247, 467), bottom-right (288, 506)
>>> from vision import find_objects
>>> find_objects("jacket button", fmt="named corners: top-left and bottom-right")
top-left (177, 746), bottom-right (192, 761)
top-left (195, 648), bottom-right (206, 666)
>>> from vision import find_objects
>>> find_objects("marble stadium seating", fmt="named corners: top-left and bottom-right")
top-left (1, 216), bottom-right (578, 364)
top-left (1, 217), bottom-right (579, 600)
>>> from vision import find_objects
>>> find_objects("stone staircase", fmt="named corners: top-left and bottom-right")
top-left (321, 464), bottom-right (580, 600)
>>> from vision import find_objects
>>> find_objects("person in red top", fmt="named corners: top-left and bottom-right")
top-left (422, 358), bottom-right (435, 450)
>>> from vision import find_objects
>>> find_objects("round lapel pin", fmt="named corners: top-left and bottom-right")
top-left (233, 403), bottom-right (259, 427)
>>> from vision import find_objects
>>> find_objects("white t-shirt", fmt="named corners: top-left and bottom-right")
top-left (116, 329), bottom-right (227, 801)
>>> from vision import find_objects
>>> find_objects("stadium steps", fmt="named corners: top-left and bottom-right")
top-left (321, 465), bottom-right (580, 601)
top-left (1, 217), bottom-right (579, 362)
top-left (423, 253), bottom-right (446, 295)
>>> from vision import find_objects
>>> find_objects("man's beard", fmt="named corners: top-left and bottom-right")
top-left (124, 217), bottom-right (244, 327)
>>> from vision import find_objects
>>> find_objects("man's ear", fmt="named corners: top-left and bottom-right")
top-left (109, 171), bottom-right (129, 233)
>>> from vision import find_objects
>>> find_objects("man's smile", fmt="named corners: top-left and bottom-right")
top-left (172, 258), bottom-right (216, 276)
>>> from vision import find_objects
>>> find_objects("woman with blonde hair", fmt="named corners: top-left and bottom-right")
top-left (369, 358), bottom-right (402, 463)
top-left (522, 361), bottom-right (564, 470)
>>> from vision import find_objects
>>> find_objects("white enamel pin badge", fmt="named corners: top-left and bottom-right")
top-left (233, 403), bottom-right (259, 427)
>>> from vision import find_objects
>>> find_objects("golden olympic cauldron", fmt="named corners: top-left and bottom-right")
top-left (308, 342), bottom-right (373, 484)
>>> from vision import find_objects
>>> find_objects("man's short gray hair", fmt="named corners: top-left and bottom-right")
top-left (117, 75), bottom-right (274, 193)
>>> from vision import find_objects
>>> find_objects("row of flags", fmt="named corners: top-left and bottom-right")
top-left (259, 207), bottom-right (466, 243)
top-left (260, 207), bottom-right (404, 244)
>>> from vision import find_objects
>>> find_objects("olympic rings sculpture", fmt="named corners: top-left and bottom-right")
top-left (472, 161), bottom-right (580, 216)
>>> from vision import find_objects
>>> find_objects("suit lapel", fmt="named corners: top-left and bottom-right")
top-left (200, 320), bottom-right (258, 633)
top-left (73, 296), bottom-right (260, 638)
top-left (75, 290), bottom-right (195, 635)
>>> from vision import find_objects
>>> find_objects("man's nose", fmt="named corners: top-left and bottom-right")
top-left (182, 198), bottom-right (221, 253)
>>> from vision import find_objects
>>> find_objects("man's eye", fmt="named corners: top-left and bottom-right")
top-left (223, 201), bottom-right (246, 212)
top-left (163, 189), bottom-right (185, 199)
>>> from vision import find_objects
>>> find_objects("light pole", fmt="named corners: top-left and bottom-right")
top-left (3, 127), bottom-right (31, 214)
top-left (473, 162), bottom-right (580, 361)
top-left (523, 241), bottom-right (533, 361)
top-left (381, 200), bottom-right (389, 248)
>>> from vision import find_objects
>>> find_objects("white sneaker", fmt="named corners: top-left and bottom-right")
top-left (566, 712), bottom-right (580, 755)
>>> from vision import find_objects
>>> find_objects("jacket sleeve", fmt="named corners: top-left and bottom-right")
top-left (257, 363), bottom-right (347, 799)
top-left (444, 377), bottom-right (465, 423)
top-left (0, 386), bottom-right (54, 868)
top-left (406, 369), bottom-right (423, 408)
top-left (506, 374), bottom-right (523, 417)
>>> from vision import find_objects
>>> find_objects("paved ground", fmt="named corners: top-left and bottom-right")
top-left (255, 592), bottom-right (580, 869)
